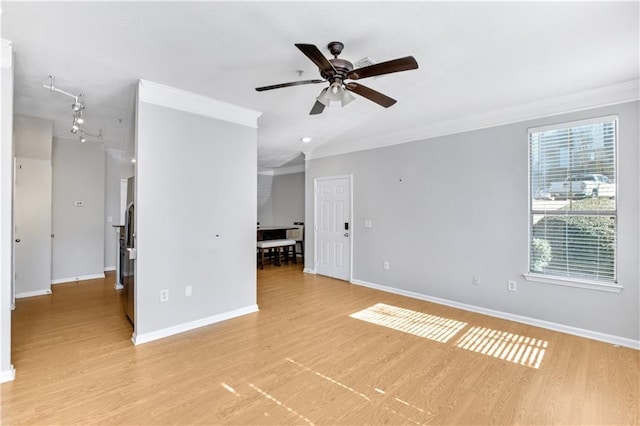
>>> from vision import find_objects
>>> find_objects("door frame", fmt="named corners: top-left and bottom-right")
top-left (313, 174), bottom-right (353, 282)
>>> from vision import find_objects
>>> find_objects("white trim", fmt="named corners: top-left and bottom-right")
top-left (273, 164), bottom-right (305, 176)
top-left (351, 278), bottom-right (639, 350)
top-left (138, 79), bottom-right (262, 128)
top-left (132, 304), bottom-right (259, 345)
top-left (1, 39), bottom-right (12, 68)
top-left (258, 165), bottom-right (305, 176)
top-left (15, 289), bottom-right (52, 299)
top-left (523, 273), bottom-right (623, 293)
top-left (51, 273), bottom-right (106, 285)
top-left (104, 266), bottom-right (116, 272)
top-left (0, 365), bottom-right (15, 383)
top-left (528, 114), bottom-right (619, 134)
top-left (303, 268), bottom-right (316, 274)
top-left (307, 81), bottom-right (640, 161)
top-left (114, 283), bottom-right (124, 290)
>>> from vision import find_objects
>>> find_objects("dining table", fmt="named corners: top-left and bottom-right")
top-left (257, 225), bottom-right (297, 241)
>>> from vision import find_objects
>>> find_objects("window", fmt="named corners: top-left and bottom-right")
top-left (527, 116), bottom-right (618, 290)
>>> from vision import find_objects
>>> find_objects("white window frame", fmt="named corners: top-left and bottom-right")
top-left (524, 115), bottom-right (622, 293)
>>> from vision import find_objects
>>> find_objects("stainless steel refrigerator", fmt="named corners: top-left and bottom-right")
top-left (121, 177), bottom-right (135, 325)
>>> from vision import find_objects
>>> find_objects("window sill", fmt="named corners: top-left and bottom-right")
top-left (523, 273), bottom-right (622, 293)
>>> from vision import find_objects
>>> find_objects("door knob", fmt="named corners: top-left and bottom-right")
top-left (15, 239), bottom-right (20, 243)
top-left (344, 233), bottom-right (349, 237)
top-left (51, 234), bottom-right (55, 238)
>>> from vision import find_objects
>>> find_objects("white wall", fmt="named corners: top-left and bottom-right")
top-left (134, 80), bottom-right (261, 343)
top-left (305, 101), bottom-right (640, 345)
top-left (51, 138), bottom-right (105, 282)
top-left (0, 39), bottom-right (15, 382)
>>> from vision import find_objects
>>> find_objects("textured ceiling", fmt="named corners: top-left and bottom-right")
top-left (2, 2), bottom-right (638, 167)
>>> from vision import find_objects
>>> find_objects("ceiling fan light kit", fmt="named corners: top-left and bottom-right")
top-left (256, 41), bottom-right (418, 115)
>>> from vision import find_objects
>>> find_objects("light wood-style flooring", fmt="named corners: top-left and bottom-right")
top-left (2, 264), bottom-right (638, 425)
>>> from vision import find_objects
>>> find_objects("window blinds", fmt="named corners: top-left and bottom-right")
top-left (528, 117), bottom-right (617, 283)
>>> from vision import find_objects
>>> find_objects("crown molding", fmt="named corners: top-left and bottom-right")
top-left (1, 39), bottom-right (13, 68)
top-left (258, 164), bottom-right (305, 176)
top-left (137, 79), bottom-right (262, 129)
top-left (308, 80), bottom-right (640, 161)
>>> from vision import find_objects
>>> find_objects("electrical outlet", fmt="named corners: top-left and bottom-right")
top-left (160, 289), bottom-right (169, 302)
top-left (383, 261), bottom-right (390, 270)
top-left (508, 280), bottom-right (517, 292)
top-left (472, 276), bottom-right (480, 287)
top-left (185, 285), bottom-right (192, 297)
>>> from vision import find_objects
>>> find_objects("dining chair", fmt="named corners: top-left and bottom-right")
top-left (286, 222), bottom-right (304, 259)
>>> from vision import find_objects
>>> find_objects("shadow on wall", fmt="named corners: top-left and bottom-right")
top-left (258, 174), bottom-right (273, 207)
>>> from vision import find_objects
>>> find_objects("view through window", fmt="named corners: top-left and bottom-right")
top-left (529, 116), bottom-right (617, 284)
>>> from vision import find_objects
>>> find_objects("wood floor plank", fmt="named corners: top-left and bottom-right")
top-left (1, 266), bottom-right (638, 425)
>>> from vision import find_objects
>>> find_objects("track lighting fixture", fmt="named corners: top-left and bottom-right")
top-left (44, 76), bottom-right (101, 141)
top-left (78, 129), bottom-right (102, 143)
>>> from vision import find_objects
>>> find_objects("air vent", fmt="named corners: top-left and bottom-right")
top-left (355, 57), bottom-right (376, 68)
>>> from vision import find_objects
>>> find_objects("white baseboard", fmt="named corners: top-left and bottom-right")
top-left (104, 266), bottom-right (116, 272)
top-left (15, 289), bottom-right (52, 299)
top-left (351, 278), bottom-right (640, 350)
top-left (132, 304), bottom-right (260, 345)
top-left (0, 365), bottom-right (16, 383)
top-left (51, 273), bottom-right (106, 285)
top-left (303, 268), bottom-right (316, 274)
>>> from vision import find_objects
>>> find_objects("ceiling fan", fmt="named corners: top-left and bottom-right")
top-left (255, 41), bottom-right (418, 115)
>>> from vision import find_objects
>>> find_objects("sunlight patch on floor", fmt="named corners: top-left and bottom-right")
top-left (349, 303), bottom-right (467, 343)
top-left (286, 358), bottom-right (426, 425)
top-left (455, 326), bottom-right (547, 369)
top-left (221, 382), bottom-right (240, 396)
top-left (248, 382), bottom-right (315, 426)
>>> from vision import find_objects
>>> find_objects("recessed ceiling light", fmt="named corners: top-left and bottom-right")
top-left (301, 136), bottom-right (312, 143)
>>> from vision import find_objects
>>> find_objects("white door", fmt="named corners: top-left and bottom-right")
top-left (14, 158), bottom-right (52, 297)
top-left (315, 176), bottom-right (351, 280)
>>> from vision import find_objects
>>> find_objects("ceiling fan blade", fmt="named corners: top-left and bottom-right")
top-left (345, 82), bottom-right (396, 108)
top-left (347, 56), bottom-right (418, 80)
top-left (310, 101), bottom-right (326, 115)
top-left (295, 43), bottom-right (336, 75)
top-left (255, 79), bottom-right (325, 92)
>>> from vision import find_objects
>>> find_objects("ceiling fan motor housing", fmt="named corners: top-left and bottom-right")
top-left (327, 41), bottom-right (345, 57)
top-left (321, 58), bottom-right (353, 82)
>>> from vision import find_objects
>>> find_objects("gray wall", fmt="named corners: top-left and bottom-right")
top-left (273, 172), bottom-right (305, 225)
top-left (257, 173), bottom-right (274, 225)
top-left (52, 138), bottom-right (105, 281)
top-left (305, 101), bottom-right (639, 342)
top-left (258, 171), bottom-right (305, 225)
top-left (135, 99), bottom-right (258, 339)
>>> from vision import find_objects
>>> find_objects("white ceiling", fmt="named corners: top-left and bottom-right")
top-left (2, 2), bottom-right (638, 167)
